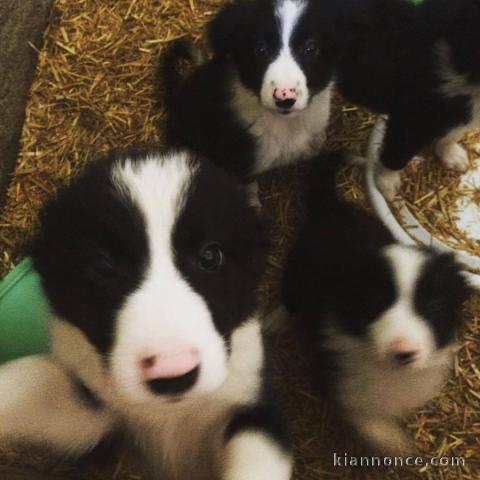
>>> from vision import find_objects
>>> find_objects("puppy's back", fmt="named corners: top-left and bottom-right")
top-left (282, 153), bottom-right (394, 316)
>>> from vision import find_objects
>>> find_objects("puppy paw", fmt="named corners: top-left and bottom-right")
top-left (436, 141), bottom-right (470, 172)
top-left (375, 165), bottom-right (402, 201)
top-left (246, 182), bottom-right (262, 210)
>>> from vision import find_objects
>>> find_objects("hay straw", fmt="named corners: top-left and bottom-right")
top-left (0, 1), bottom-right (479, 479)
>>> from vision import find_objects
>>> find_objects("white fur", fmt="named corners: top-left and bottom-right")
top-left (124, 319), bottom-right (266, 479)
top-left (50, 317), bottom-right (110, 400)
top-left (223, 431), bottom-right (292, 480)
top-left (374, 246), bottom-right (437, 367)
top-left (435, 130), bottom-right (470, 172)
top-left (2, 316), bottom-right (272, 478)
top-left (233, 79), bottom-right (332, 175)
top-left (50, 316), bottom-right (266, 479)
top-left (374, 162), bottom-right (402, 201)
top-left (110, 154), bottom-right (229, 405)
top-left (323, 245), bottom-right (457, 453)
top-left (260, 0), bottom-right (308, 111)
top-left (2, 152), bottom-right (292, 478)
top-left (0, 356), bottom-right (114, 456)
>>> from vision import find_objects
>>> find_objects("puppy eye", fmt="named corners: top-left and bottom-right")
top-left (88, 252), bottom-right (115, 278)
top-left (303, 40), bottom-right (319, 57)
top-left (253, 40), bottom-right (270, 57)
top-left (198, 243), bottom-right (224, 272)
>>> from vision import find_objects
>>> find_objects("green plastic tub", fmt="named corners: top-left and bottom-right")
top-left (0, 258), bottom-right (50, 364)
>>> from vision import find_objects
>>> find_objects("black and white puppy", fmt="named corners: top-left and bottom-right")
top-left (0, 149), bottom-right (292, 480)
top-left (278, 152), bottom-right (471, 454)
top-left (160, 0), bottom-right (339, 183)
top-left (334, 0), bottom-right (480, 199)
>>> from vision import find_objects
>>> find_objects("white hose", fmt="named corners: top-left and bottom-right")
top-left (364, 116), bottom-right (480, 290)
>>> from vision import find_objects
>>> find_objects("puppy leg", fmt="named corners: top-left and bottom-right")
top-left (223, 405), bottom-right (292, 480)
top-left (0, 355), bottom-right (114, 457)
top-left (246, 181), bottom-right (262, 210)
top-left (435, 130), bottom-right (470, 172)
top-left (378, 115), bottom-right (436, 200)
top-left (374, 164), bottom-right (402, 202)
top-left (348, 414), bottom-right (414, 456)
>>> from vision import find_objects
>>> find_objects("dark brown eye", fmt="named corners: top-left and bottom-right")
top-left (198, 243), bottom-right (224, 272)
top-left (303, 40), bottom-right (319, 57)
top-left (86, 251), bottom-right (115, 282)
top-left (254, 40), bottom-right (270, 57)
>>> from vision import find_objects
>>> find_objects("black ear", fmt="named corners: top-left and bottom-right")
top-left (208, 2), bottom-right (245, 58)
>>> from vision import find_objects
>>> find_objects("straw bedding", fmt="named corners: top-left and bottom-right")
top-left (0, 1), bottom-right (479, 479)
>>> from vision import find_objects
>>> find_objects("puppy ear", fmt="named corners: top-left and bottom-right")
top-left (208, 2), bottom-right (244, 58)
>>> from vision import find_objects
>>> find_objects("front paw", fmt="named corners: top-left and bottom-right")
top-left (223, 431), bottom-right (292, 480)
top-left (436, 141), bottom-right (470, 172)
top-left (375, 165), bottom-right (402, 201)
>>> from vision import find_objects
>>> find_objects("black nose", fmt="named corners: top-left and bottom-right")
top-left (146, 366), bottom-right (200, 396)
top-left (275, 98), bottom-right (296, 110)
top-left (393, 351), bottom-right (417, 366)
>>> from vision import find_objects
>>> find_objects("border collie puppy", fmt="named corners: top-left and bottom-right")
top-left (160, 0), bottom-right (339, 184)
top-left (0, 149), bottom-right (292, 480)
top-left (278, 152), bottom-right (471, 454)
top-left (334, 0), bottom-right (480, 199)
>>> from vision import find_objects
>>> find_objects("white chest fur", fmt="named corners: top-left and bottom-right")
top-left (50, 317), bottom-right (265, 479)
top-left (336, 344), bottom-right (454, 419)
top-left (232, 80), bottom-right (332, 175)
top-left (120, 319), bottom-right (265, 479)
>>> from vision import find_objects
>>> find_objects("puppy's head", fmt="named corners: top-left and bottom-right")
top-left (332, 246), bottom-right (470, 370)
top-left (32, 149), bottom-right (267, 406)
top-left (209, 0), bottom-right (337, 114)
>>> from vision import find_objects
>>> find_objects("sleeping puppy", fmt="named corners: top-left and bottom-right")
top-left (160, 0), bottom-right (339, 185)
top-left (334, 0), bottom-right (480, 199)
top-left (278, 152), bottom-right (471, 454)
top-left (0, 149), bottom-right (292, 480)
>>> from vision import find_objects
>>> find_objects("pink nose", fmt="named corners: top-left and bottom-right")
top-left (140, 345), bottom-right (201, 381)
top-left (273, 87), bottom-right (298, 101)
top-left (389, 338), bottom-right (420, 366)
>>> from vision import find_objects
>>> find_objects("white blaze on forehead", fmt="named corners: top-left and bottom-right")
top-left (370, 245), bottom-right (436, 365)
top-left (109, 152), bottom-right (228, 403)
top-left (112, 151), bottom-right (192, 261)
top-left (260, 0), bottom-right (309, 111)
top-left (276, 0), bottom-right (306, 49)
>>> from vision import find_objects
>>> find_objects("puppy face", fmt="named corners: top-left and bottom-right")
top-left (330, 246), bottom-right (469, 370)
top-left (209, 0), bottom-right (336, 114)
top-left (32, 150), bottom-right (267, 406)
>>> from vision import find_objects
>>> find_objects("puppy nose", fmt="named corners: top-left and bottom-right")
top-left (389, 338), bottom-right (419, 366)
top-left (140, 344), bottom-right (201, 395)
top-left (273, 87), bottom-right (297, 109)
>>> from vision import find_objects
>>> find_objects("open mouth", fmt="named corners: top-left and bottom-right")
top-left (275, 98), bottom-right (296, 114)
top-left (146, 366), bottom-right (200, 396)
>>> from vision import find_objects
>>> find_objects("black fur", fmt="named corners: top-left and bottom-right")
top-left (31, 153), bottom-right (149, 354)
top-left (281, 152), bottom-right (471, 389)
top-left (31, 148), bottom-right (268, 355)
top-left (71, 375), bottom-right (104, 410)
top-left (414, 252), bottom-right (472, 348)
top-left (159, 0), bottom-right (339, 181)
top-left (283, 153), bottom-right (396, 335)
top-left (333, 0), bottom-right (480, 170)
top-left (225, 403), bottom-right (290, 451)
top-left (173, 157), bottom-right (268, 336)
top-left (25, 147), bottom-right (291, 478)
